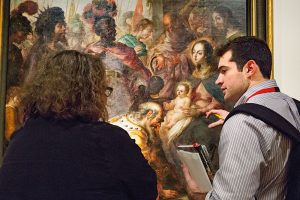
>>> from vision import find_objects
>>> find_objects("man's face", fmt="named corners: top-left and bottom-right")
top-left (98, 19), bottom-right (116, 42)
top-left (188, 13), bottom-right (209, 34)
top-left (54, 22), bottom-right (67, 42)
top-left (216, 50), bottom-right (249, 103)
top-left (150, 110), bottom-right (163, 127)
top-left (151, 55), bottom-right (165, 72)
top-left (14, 31), bottom-right (27, 44)
top-left (212, 12), bottom-right (226, 31)
top-left (138, 25), bottom-right (153, 42)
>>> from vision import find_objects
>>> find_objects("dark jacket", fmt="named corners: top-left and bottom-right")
top-left (0, 116), bottom-right (157, 200)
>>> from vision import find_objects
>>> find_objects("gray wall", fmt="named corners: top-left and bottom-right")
top-left (274, 0), bottom-right (300, 99)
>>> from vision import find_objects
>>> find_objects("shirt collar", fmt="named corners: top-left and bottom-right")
top-left (235, 80), bottom-right (279, 107)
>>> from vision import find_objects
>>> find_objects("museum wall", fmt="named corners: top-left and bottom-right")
top-left (274, 0), bottom-right (300, 99)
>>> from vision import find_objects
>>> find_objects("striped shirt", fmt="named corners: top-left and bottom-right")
top-left (206, 80), bottom-right (300, 200)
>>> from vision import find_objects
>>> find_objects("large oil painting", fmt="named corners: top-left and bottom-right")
top-left (0, 0), bottom-right (272, 199)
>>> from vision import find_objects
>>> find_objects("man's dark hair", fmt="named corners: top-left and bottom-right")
top-left (217, 36), bottom-right (272, 79)
top-left (213, 5), bottom-right (241, 28)
top-left (9, 14), bottom-right (32, 35)
top-left (149, 76), bottom-right (164, 95)
top-left (92, 0), bottom-right (117, 12)
top-left (93, 15), bottom-right (114, 36)
top-left (35, 7), bottom-right (65, 40)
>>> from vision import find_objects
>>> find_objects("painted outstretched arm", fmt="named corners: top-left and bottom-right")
top-left (109, 43), bottom-right (151, 81)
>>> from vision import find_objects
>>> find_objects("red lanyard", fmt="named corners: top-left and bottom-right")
top-left (246, 87), bottom-right (279, 102)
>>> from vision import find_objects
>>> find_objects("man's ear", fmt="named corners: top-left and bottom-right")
top-left (243, 60), bottom-right (257, 77)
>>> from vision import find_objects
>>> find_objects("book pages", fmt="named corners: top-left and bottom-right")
top-left (177, 150), bottom-right (213, 193)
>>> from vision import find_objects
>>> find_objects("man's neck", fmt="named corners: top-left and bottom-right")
top-left (248, 78), bottom-right (269, 88)
top-left (99, 39), bottom-right (115, 47)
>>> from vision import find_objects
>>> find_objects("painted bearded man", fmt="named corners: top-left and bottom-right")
top-left (23, 7), bottom-right (67, 82)
top-left (109, 102), bottom-right (183, 199)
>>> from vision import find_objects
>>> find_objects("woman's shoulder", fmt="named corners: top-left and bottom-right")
top-left (92, 121), bottom-right (127, 132)
top-left (25, 117), bottom-right (129, 138)
top-left (88, 121), bottom-right (131, 139)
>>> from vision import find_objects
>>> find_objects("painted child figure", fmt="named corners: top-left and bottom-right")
top-left (163, 82), bottom-right (191, 129)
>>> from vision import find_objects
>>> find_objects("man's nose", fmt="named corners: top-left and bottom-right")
top-left (215, 74), bottom-right (222, 85)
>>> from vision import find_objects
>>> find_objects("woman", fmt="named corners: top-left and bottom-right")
top-left (189, 39), bottom-right (217, 85)
top-left (0, 50), bottom-right (157, 200)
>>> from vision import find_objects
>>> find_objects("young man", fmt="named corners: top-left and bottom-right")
top-left (184, 36), bottom-right (300, 199)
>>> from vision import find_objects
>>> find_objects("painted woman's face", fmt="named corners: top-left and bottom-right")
top-left (192, 43), bottom-right (205, 65)
top-left (212, 12), bottom-right (225, 30)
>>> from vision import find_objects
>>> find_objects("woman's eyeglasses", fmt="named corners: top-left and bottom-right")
top-left (105, 87), bottom-right (113, 97)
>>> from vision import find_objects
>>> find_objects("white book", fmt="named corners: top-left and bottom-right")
top-left (177, 149), bottom-right (213, 193)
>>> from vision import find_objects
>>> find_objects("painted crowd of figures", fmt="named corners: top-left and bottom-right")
top-left (6, 0), bottom-right (245, 199)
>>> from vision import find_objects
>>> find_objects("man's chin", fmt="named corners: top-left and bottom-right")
top-left (224, 94), bottom-right (231, 103)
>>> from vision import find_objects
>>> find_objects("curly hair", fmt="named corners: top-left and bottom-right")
top-left (175, 81), bottom-right (192, 96)
top-left (35, 7), bottom-right (65, 40)
top-left (134, 18), bottom-right (153, 33)
top-left (11, 0), bottom-right (38, 16)
top-left (20, 50), bottom-right (108, 122)
top-left (9, 14), bottom-right (32, 35)
top-left (92, 0), bottom-right (116, 12)
top-left (93, 15), bottom-right (115, 36)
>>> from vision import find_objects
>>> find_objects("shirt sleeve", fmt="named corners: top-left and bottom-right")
top-left (112, 128), bottom-right (158, 200)
top-left (208, 114), bottom-right (265, 200)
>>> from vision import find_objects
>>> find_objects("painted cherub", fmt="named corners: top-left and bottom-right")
top-left (163, 81), bottom-right (191, 129)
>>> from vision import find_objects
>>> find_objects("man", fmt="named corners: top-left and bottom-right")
top-left (7, 14), bottom-right (32, 88)
top-left (109, 102), bottom-right (163, 162)
top-left (85, 16), bottom-right (151, 117)
top-left (109, 102), bottom-right (181, 199)
top-left (24, 7), bottom-right (67, 81)
top-left (184, 36), bottom-right (300, 199)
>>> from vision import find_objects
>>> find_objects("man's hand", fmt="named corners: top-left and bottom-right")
top-left (182, 164), bottom-right (207, 200)
top-left (183, 107), bottom-right (201, 117)
top-left (206, 109), bottom-right (229, 128)
top-left (134, 45), bottom-right (143, 54)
